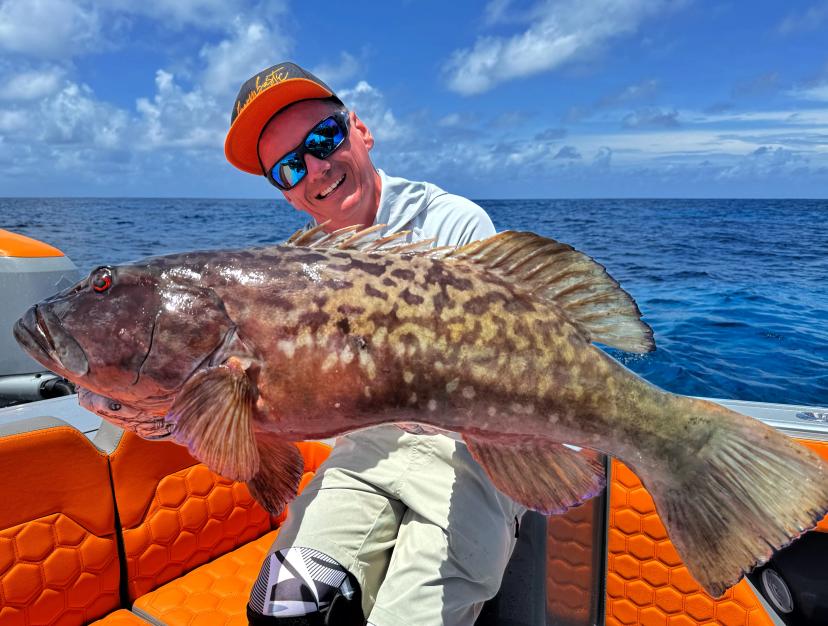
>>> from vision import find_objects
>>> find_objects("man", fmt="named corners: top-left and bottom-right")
top-left (225, 62), bottom-right (524, 626)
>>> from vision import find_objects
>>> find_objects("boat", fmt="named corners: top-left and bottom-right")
top-left (1, 229), bottom-right (825, 625)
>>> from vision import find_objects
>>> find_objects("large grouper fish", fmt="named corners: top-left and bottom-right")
top-left (13, 225), bottom-right (828, 597)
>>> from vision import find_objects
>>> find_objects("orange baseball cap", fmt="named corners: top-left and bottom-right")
top-left (225, 62), bottom-right (343, 175)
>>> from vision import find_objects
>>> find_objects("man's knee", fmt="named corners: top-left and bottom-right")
top-left (247, 546), bottom-right (364, 625)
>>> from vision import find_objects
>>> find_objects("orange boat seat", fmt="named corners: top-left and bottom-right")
top-left (131, 530), bottom-right (278, 626)
top-left (0, 417), bottom-right (121, 625)
top-left (93, 421), bottom-right (331, 623)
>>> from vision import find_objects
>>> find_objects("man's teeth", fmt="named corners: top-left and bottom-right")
top-left (319, 174), bottom-right (345, 199)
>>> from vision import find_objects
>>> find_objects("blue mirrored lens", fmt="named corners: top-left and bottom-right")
top-left (305, 118), bottom-right (345, 157)
top-left (276, 152), bottom-right (305, 188)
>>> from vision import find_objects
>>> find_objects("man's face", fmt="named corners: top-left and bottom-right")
top-left (258, 99), bottom-right (381, 232)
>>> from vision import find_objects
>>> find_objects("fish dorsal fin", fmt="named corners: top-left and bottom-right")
top-left (448, 231), bottom-right (655, 353)
top-left (286, 222), bottom-right (445, 256)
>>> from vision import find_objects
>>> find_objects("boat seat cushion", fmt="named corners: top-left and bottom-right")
top-left (0, 417), bottom-right (121, 625)
top-left (132, 529), bottom-right (278, 626)
top-left (101, 420), bottom-right (333, 600)
top-left (131, 441), bottom-right (331, 625)
top-left (105, 425), bottom-right (272, 600)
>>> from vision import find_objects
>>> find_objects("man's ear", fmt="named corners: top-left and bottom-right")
top-left (351, 111), bottom-right (374, 151)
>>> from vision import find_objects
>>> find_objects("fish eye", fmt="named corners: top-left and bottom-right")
top-left (90, 267), bottom-right (113, 293)
top-left (108, 401), bottom-right (121, 411)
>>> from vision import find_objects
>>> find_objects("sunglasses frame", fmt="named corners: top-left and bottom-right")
top-left (262, 110), bottom-right (350, 190)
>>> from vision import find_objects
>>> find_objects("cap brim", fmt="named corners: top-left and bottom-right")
top-left (225, 78), bottom-right (334, 175)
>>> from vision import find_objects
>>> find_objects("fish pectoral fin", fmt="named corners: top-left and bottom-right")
top-left (247, 432), bottom-right (305, 515)
top-left (168, 359), bottom-right (260, 481)
top-left (464, 435), bottom-right (606, 514)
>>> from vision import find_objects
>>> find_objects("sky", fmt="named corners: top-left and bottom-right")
top-left (0, 0), bottom-right (827, 199)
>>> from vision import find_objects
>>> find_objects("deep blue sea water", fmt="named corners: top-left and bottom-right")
top-left (2, 197), bottom-right (826, 407)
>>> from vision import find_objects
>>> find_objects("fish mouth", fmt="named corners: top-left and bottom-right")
top-left (141, 420), bottom-right (175, 440)
top-left (14, 305), bottom-right (89, 376)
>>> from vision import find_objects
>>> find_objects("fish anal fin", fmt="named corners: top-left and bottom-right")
top-left (247, 433), bottom-right (305, 515)
top-left (168, 360), bottom-right (259, 481)
top-left (449, 231), bottom-right (655, 354)
top-left (464, 435), bottom-right (606, 514)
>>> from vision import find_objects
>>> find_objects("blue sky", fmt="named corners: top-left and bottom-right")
top-left (1, 0), bottom-right (827, 198)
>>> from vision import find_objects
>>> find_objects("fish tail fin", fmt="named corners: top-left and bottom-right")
top-left (641, 404), bottom-right (828, 598)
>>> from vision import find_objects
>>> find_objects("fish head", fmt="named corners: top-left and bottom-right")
top-left (14, 260), bottom-right (237, 431)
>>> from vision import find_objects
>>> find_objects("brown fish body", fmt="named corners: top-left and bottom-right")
top-left (14, 230), bottom-right (828, 598)
top-left (203, 246), bottom-right (656, 453)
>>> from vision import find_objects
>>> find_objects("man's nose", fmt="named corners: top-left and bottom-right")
top-left (304, 153), bottom-right (331, 180)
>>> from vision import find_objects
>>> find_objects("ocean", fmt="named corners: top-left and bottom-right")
top-left (2, 197), bottom-right (827, 407)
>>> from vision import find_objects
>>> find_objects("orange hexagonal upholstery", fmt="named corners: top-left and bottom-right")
top-left (107, 429), bottom-right (332, 602)
top-left (130, 443), bottom-right (331, 626)
top-left (800, 440), bottom-right (828, 532)
top-left (546, 496), bottom-right (602, 624)
top-left (0, 418), bottom-right (120, 625)
top-left (133, 530), bottom-right (278, 626)
top-left (606, 459), bottom-right (777, 626)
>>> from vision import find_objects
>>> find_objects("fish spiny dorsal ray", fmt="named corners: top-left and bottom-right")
top-left (286, 223), bottom-right (444, 255)
top-left (447, 231), bottom-right (656, 354)
top-left (286, 221), bottom-right (328, 245)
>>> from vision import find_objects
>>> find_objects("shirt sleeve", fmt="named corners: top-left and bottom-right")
top-left (416, 191), bottom-right (496, 247)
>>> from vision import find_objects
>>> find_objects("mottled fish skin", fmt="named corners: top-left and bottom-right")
top-left (194, 247), bottom-right (652, 455)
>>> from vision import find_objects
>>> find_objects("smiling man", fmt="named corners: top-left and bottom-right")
top-left (225, 62), bottom-right (524, 626)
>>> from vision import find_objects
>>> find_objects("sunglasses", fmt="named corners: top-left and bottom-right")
top-left (263, 110), bottom-right (350, 190)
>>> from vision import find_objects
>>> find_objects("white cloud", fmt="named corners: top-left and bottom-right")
top-left (132, 16), bottom-right (293, 150)
top-left (592, 146), bottom-right (612, 169)
top-left (0, 67), bottom-right (64, 101)
top-left (438, 113), bottom-right (463, 127)
top-left (39, 82), bottom-right (128, 148)
top-left (683, 107), bottom-right (828, 126)
top-left (787, 84), bottom-right (828, 103)
top-left (0, 109), bottom-right (27, 132)
top-left (444, 0), bottom-right (674, 95)
top-left (623, 108), bottom-right (680, 129)
top-left (338, 81), bottom-right (410, 143)
top-left (107, 0), bottom-right (250, 29)
top-left (778, 2), bottom-right (828, 35)
top-left (311, 52), bottom-right (361, 91)
top-left (135, 70), bottom-right (225, 149)
top-left (0, 0), bottom-right (101, 58)
top-left (554, 145), bottom-right (581, 159)
top-left (199, 18), bottom-right (290, 97)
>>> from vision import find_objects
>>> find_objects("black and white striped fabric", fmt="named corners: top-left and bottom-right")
top-left (249, 546), bottom-right (350, 617)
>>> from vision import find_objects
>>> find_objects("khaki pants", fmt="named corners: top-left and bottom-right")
top-left (271, 425), bottom-right (524, 626)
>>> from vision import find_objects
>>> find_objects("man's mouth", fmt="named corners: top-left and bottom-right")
top-left (316, 174), bottom-right (346, 200)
